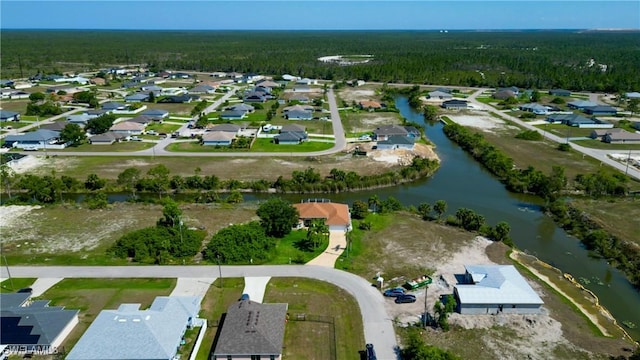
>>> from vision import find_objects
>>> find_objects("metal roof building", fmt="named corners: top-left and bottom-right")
top-left (66, 296), bottom-right (200, 360)
top-left (454, 265), bottom-right (543, 315)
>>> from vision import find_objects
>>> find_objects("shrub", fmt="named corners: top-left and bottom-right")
top-left (515, 130), bottom-right (543, 141)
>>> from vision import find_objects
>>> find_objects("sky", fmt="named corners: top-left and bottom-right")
top-left (1, 1), bottom-right (638, 30)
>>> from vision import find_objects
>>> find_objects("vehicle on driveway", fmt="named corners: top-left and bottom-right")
top-left (394, 294), bottom-right (417, 304)
top-left (240, 293), bottom-right (250, 301)
top-left (383, 287), bottom-right (405, 297)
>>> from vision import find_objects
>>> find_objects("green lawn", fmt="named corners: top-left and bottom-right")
top-left (1, 121), bottom-right (34, 130)
top-left (147, 102), bottom-right (197, 115)
top-left (250, 138), bottom-right (333, 152)
top-left (166, 141), bottom-right (250, 152)
top-left (0, 99), bottom-right (29, 113)
top-left (59, 141), bottom-right (155, 152)
top-left (535, 124), bottom-right (595, 138)
top-left (0, 278), bottom-right (36, 293)
top-left (145, 123), bottom-right (181, 133)
top-left (264, 278), bottom-right (365, 360)
top-left (266, 229), bottom-right (329, 265)
top-left (40, 278), bottom-right (176, 351)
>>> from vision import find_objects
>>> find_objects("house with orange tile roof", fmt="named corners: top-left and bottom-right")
top-left (358, 100), bottom-right (382, 110)
top-left (292, 200), bottom-right (352, 231)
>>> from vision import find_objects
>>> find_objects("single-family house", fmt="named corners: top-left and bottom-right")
top-left (373, 125), bottom-right (409, 141)
top-left (549, 89), bottom-right (571, 97)
top-left (282, 74), bottom-right (299, 81)
top-left (404, 126), bottom-right (421, 138)
top-left (4, 129), bottom-right (62, 150)
top-left (210, 71), bottom-right (227, 78)
top-left (189, 84), bottom-right (216, 94)
top-left (583, 105), bottom-right (617, 116)
top-left (590, 128), bottom-right (626, 140)
top-left (283, 104), bottom-right (313, 113)
top-left (212, 300), bottom-right (288, 360)
top-left (0, 110), bottom-right (20, 122)
top-left (603, 131), bottom-right (640, 144)
top-left (141, 85), bottom-right (164, 92)
top-left (125, 93), bottom-right (150, 102)
top-left (45, 85), bottom-right (78, 94)
top-left (67, 113), bottom-right (97, 127)
top-left (359, 100), bottom-right (382, 110)
top-left (428, 91), bottom-right (453, 100)
top-left (454, 265), bottom-right (544, 315)
top-left (0, 79), bottom-right (15, 87)
top-left (545, 113), bottom-right (613, 128)
top-left (109, 121), bottom-right (146, 135)
top-left (275, 131), bottom-right (306, 144)
top-left (5, 90), bottom-right (31, 99)
top-left (84, 109), bottom-right (111, 117)
top-left (89, 131), bottom-right (128, 145)
top-left (441, 99), bottom-right (468, 110)
top-left (54, 76), bottom-right (90, 84)
top-left (256, 80), bottom-right (280, 89)
top-left (160, 95), bottom-right (197, 103)
top-left (492, 89), bottom-right (516, 100)
top-left (141, 108), bottom-right (169, 120)
top-left (625, 92), bottom-right (640, 100)
top-left (169, 72), bottom-right (191, 79)
top-left (285, 108), bottom-right (313, 120)
top-left (243, 92), bottom-right (267, 103)
top-left (498, 86), bottom-right (520, 96)
top-left (567, 100), bottom-right (597, 110)
top-left (289, 94), bottom-right (310, 103)
top-left (202, 131), bottom-right (236, 146)
top-left (519, 103), bottom-right (549, 115)
top-left (228, 104), bottom-right (255, 114)
top-left (40, 121), bottom-right (68, 132)
top-left (281, 124), bottom-right (307, 134)
top-left (66, 296), bottom-right (201, 360)
top-left (102, 102), bottom-right (129, 111)
top-left (296, 78), bottom-right (318, 85)
top-left (292, 200), bottom-right (352, 231)
top-left (127, 115), bottom-right (154, 126)
top-left (1, 292), bottom-right (79, 356)
top-left (220, 110), bottom-right (247, 120)
top-left (90, 77), bottom-right (106, 85)
top-left (376, 135), bottom-right (415, 150)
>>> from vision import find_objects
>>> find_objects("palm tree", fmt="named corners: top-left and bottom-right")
top-left (368, 195), bottom-right (381, 213)
top-left (307, 219), bottom-right (329, 249)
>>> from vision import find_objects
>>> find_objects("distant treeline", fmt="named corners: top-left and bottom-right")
top-left (2, 31), bottom-right (639, 92)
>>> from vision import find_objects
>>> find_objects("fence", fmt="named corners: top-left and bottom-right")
top-left (289, 313), bottom-right (336, 360)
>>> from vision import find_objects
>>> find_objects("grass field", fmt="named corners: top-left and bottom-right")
top-left (264, 278), bottom-right (365, 360)
top-left (40, 278), bottom-right (176, 352)
top-left (2, 203), bottom-right (258, 265)
top-left (474, 126), bottom-right (640, 191)
top-left (0, 278), bottom-right (36, 293)
top-left (569, 197), bottom-right (640, 246)
top-left (145, 122), bottom-right (181, 134)
top-left (166, 141), bottom-right (250, 153)
top-left (250, 138), bottom-right (333, 152)
top-left (146, 103), bottom-right (197, 115)
top-left (1, 121), bottom-right (34, 130)
top-left (59, 141), bottom-right (155, 152)
top-left (29, 153), bottom-right (396, 181)
top-left (535, 124), bottom-right (595, 138)
top-left (0, 99), bottom-right (29, 113)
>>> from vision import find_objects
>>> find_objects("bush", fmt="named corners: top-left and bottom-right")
top-left (557, 143), bottom-right (572, 152)
top-left (519, 112), bottom-right (536, 119)
top-left (515, 130), bottom-right (543, 141)
top-left (203, 221), bottom-right (275, 263)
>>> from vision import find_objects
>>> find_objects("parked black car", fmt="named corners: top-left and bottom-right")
top-left (365, 343), bottom-right (377, 360)
top-left (394, 294), bottom-right (417, 304)
top-left (383, 287), bottom-right (405, 297)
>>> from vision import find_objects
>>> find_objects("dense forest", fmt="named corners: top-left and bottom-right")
top-left (2, 30), bottom-right (639, 91)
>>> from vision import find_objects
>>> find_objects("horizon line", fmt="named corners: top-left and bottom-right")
top-left (2, 28), bottom-right (639, 31)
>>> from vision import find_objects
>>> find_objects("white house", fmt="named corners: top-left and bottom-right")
top-left (454, 265), bottom-right (544, 315)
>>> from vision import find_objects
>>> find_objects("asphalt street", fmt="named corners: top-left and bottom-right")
top-left (1, 265), bottom-right (399, 359)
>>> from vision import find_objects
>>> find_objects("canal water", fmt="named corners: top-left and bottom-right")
top-left (72, 97), bottom-right (640, 338)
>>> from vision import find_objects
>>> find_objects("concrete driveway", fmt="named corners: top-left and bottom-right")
top-left (170, 277), bottom-right (216, 297)
top-left (306, 231), bottom-right (347, 267)
top-left (2, 265), bottom-right (398, 359)
top-left (241, 276), bottom-right (271, 303)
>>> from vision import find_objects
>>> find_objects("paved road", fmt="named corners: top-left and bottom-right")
top-left (1, 265), bottom-right (399, 359)
top-left (0, 107), bottom-right (82, 140)
top-left (466, 89), bottom-right (640, 180)
top-left (11, 87), bottom-right (348, 158)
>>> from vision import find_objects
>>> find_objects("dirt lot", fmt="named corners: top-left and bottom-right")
top-left (337, 85), bottom-right (380, 103)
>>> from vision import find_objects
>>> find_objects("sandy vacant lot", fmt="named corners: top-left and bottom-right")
top-left (446, 113), bottom-right (506, 132)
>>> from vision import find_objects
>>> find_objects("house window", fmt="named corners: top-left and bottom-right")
top-left (250, 356), bottom-right (261, 360)
top-left (227, 356), bottom-right (232, 360)
top-left (270, 356), bottom-right (275, 360)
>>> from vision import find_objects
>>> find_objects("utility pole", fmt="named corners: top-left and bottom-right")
top-left (1, 242), bottom-right (15, 291)
top-left (423, 285), bottom-right (429, 328)
top-left (625, 149), bottom-right (632, 176)
top-left (217, 255), bottom-right (223, 288)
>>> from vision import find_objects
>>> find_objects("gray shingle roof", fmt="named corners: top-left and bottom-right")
top-left (378, 135), bottom-right (415, 145)
top-left (374, 125), bottom-right (408, 137)
top-left (4, 129), bottom-right (60, 142)
top-left (66, 296), bottom-right (200, 360)
top-left (214, 300), bottom-right (288, 356)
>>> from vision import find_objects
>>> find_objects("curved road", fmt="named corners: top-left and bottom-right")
top-left (12, 88), bottom-right (347, 158)
top-left (466, 89), bottom-right (640, 181)
top-left (1, 265), bottom-right (399, 359)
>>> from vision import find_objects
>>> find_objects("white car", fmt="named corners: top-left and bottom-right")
top-left (358, 135), bottom-right (372, 141)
